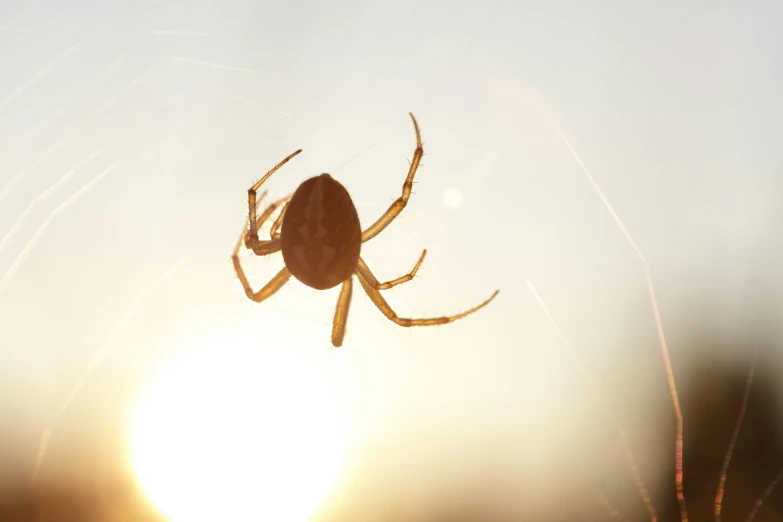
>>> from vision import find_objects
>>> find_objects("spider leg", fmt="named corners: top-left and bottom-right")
top-left (356, 250), bottom-right (426, 290)
top-left (246, 149), bottom-right (302, 254)
top-left (361, 113), bottom-right (423, 243)
top-left (243, 193), bottom-right (291, 256)
top-left (355, 260), bottom-right (499, 327)
top-left (232, 193), bottom-right (294, 302)
top-left (331, 278), bottom-right (353, 347)
top-left (233, 263), bottom-right (291, 303)
top-left (269, 197), bottom-right (291, 240)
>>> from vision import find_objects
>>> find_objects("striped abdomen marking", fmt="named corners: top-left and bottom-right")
top-left (281, 174), bottom-right (362, 290)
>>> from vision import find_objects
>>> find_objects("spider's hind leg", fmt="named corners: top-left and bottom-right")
top-left (331, 278), bottom-right (353, 347)
top-left (360, 113), bottom-right (423, 244)
top-left (234, 263), bottom-right (291, 303)
top-left (232, 220), bottom-right (291, 303)
top-left (356, 250), bottom-right (426, 290)
top-left (355, 258), bottom-right (498, 327)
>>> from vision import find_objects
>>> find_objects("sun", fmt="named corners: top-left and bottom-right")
top-left (128, 328), bottom-right (347, 522)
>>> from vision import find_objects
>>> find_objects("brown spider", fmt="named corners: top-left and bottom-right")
top-left (231, 113), bottom-right (499, 347)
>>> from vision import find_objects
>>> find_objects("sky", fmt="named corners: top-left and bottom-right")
top-left (1, 0), bottom-right (782, 521)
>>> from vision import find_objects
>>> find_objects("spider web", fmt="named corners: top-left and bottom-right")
top-left (0, 1), bottom-right (781, 522)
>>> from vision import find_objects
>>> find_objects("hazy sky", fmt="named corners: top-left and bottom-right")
top-left (1, 1), bottom-right (782, 521)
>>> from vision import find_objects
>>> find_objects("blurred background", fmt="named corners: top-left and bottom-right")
top-left (1, 0), bottom-right (782, 520)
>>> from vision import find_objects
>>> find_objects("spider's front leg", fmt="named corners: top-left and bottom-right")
top-left (242, 193), bottom-right (290, 255)
top-left (246, 149), bottom-right (301, 255)
top-left (269, 199), bottom-right (289, 240)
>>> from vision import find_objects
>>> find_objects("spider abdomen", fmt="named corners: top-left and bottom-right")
top-left (281, 173), bottom-right (362, 290)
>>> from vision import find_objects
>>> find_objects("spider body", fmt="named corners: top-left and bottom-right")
top-left (281, 173), bottom-right (362, 291)
top-left (232, 113), bottom-right (498, 347)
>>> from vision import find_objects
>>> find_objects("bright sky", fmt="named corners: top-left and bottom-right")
top-left (1, 1), bottom-right (783, 521)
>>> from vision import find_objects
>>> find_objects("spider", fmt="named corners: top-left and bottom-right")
top-left (231, 113), bottom-right (499, 347)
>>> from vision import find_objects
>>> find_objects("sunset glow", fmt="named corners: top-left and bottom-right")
top-left (129, 329), bottom-right (346, 522)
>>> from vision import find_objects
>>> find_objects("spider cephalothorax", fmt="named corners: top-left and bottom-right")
top-left (231, 113), bottom-right (498, 347)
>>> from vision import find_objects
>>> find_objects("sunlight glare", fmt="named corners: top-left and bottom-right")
top-left (129, 329), bottom-right (346, 522)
